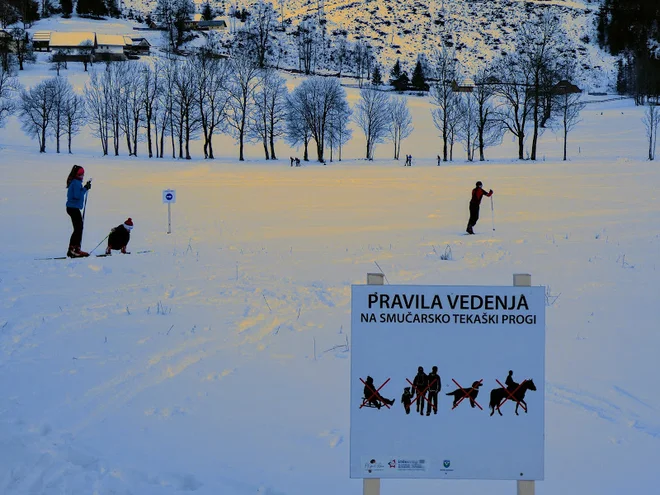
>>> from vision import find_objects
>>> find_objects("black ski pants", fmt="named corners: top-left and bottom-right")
top-left (467, 202), bottom-right (480, 229)
top-left (67, 207), bottom-right (84, 247)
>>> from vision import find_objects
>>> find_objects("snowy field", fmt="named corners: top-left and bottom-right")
top-left (1, 84), bottom-right (660, 495)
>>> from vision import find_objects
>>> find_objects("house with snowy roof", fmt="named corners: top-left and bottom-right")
top-left (30, 31), bottom-right (139, 61)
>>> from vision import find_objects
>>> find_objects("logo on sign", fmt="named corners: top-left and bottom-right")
top-left (165, 192), bottom-right (173, 200)
top-left (443, 460), bottom-right (451, 468)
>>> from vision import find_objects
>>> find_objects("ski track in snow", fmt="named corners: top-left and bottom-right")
top-left (547, 383), bottom-right (660, 439)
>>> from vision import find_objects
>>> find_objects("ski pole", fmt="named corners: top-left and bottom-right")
top-left (81, 178), bottom-right (92, 246)
top-left (88, 233), bottom-right (109, 256)
top-left (491, 196), bottom-right (495, 231)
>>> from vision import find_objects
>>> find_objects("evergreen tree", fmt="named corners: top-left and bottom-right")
top-left (616, 58), bottom-right (627, 95)
top-left (201, 2), bottom-right (214, 20)
top-left (390, 59), bottom-right (402, 85)
top-left (390, 59), bottom-right (409, 91)
top-left (411, 59), bottom-right (428, 91)
top-left (76, 0), bottom-right (109, 17)
top-left (61, 0), bottom-right (73, 17)
top-left (393, 71), bottom-right (409, 92)
top-left (106, 0), bottom-right (120, 17)
top-left (372, 64), bottom-right (382, 85)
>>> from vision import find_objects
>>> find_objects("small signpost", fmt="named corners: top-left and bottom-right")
top-left (352, 274), bottom-right (544, 495)
top-left (162, 189), bottom-right (176, 234)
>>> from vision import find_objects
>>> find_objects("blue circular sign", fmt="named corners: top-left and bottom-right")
top-left (166, 193), bottom-right (173, 200)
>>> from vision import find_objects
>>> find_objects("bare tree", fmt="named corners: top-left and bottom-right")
top-left (353, 40), bottom-right (374, 88)
top-left (19, 78), bottom-right (57, 152)
top-left (326, 101), bottom-right (352, 162)
top-left (161, 58), bottom-right (178, 158)
top-left (471, 67), bottom-right (501, 161)
top-left (11, 28), bottom-right (35, 71)
top-left (226, 46), bottom-right (260, 160)
top-left (173, 59), bottom-right (199, 159)
top-left (388, 96), bottom-right (413, 160)
top-left (141, 62), bottom-right (161, 158)
top-left (79, 40), bottom-right (94, 72)
top-left (492, 54), bottom-right (534, 160)
top-left (84, 68), bottom-right (111, 155)
top-left (288, 76), bottom-right (349, 162)
top-left (64, 90), bottom-right (85, 153)
top-left (155, 0), bottom-right (194, 53)
top-left (125, 63), bottom-right (145, 156)
top-left (643, 102), bottom-right (660, 161)
top-left (296, 18), bottom-right (319, 75)
top-left (250, 68), bottom-right (287, 159)
top-left (99, 62), bottom-right (125, 156)
top-left (516, 13), bottom-right (564, 160)
top-left (553, 88), bottom-right (585, 161)
top-left (0, 66), bottom-right (18, 129)
top-left (50, 76), bottom-right (71, 153)
top-left (452, 93), bottom-right (474, 161)
top-left (333, 32), bottom-right (350, 78)
top-left (285, 94), bottom-right (312, 161)
top-left (193, 49), bottom-right (229, 159)
top-left (429, 47), bottom-right (459, 162)
top-left (246, 1), bottom-right (276, 68)
top-left (354, 85), bottom-right (391, 160)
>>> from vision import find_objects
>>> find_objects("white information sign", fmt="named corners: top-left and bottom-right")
top-left (350, 284), bottom-right (545, 480)
top-left (162, 189), bottom-right (176, 203)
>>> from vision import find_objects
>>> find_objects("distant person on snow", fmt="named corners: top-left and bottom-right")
top-left (65, 165), bottom-right (92, 258)
top-left (466, 181), bottom-right (493, 235)
top-left (105, 218), bottom-right (134, 255)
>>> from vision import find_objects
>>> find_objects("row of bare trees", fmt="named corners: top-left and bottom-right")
top-left (428, 14), bottom-right (587, 162)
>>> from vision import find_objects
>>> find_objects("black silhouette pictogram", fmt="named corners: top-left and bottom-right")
top-left (360, 376), bottom-right (395, 409)
top-left (446, 378), bottom-right (483, 410)
top-left (489, 378), bottom-right (537, 416)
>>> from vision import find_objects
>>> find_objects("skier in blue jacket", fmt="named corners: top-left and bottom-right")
top-left (65, 165), bottom-right (92, 257)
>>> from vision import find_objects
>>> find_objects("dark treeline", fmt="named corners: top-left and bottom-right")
top-left (598, 0), bottom-right (660, 102)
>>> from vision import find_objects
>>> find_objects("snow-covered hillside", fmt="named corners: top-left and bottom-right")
top-left (117, 0), bottom-right (616, 92)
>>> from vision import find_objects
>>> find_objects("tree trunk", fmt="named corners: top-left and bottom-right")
top-left (208, 132), bottom-right (214, 159)
top-left (154, 123), bottom-right (159, 158)
top-left (531, 83), bottom-right (539, 161)
top-left (269, 118), bottom-right (276, 159)
top-left (518, 133), bottom-right (525, 160)
top-left (262, 132), bottom-right (269, 159)
top-left (68, 130), bottom-right (72, 153)
top-left (146, 114), bottom-right (153, 158)
top-left (185, 113), bottom-right (191, 160)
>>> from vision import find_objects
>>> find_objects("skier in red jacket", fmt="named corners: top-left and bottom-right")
top-left (466, 181), bottom-right (493, 234)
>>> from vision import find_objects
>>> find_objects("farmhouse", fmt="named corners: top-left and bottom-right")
top-left (198, 19), bottom-right (228, 31)
top-left (30, 31), bottom-right (146, 61)
top-left (32, 31), bottom-right (51, 51)
top-left (96, 34), bottom-right (128, 60)
top-left (129, 37), bottom-right (151, 54)
top-left (49, 32), bottom-right (97, 53)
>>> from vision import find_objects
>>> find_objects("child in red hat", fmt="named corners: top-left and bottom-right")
top-left (105, 218), bottom-right (133, 255)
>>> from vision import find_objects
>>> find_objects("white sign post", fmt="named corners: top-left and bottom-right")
top-left (162, 189), bottom-right (176, 234)
top-left (351, 275), bottom-right (544, 492)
